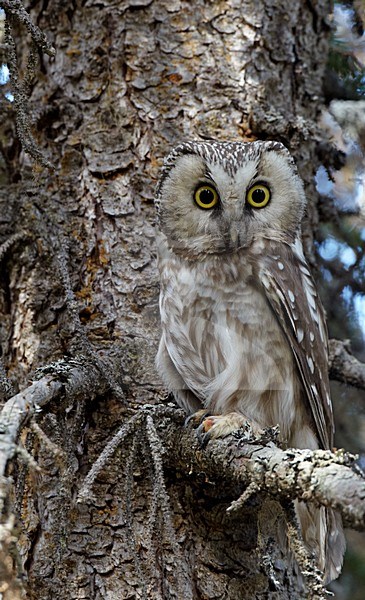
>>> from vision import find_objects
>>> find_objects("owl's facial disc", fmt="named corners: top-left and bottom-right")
top-left (156, 143), bottom-right (306, 259)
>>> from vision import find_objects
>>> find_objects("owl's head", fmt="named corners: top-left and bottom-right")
top-left (155, 141), bottom-right (307, 258)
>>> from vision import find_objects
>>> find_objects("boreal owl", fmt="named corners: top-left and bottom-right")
top-left (155, 140), bottom-right (345, 583)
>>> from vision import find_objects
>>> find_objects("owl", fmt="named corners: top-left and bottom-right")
top-left (155, 140), bottom-right (345, 583)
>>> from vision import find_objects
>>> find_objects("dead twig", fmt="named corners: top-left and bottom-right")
top-left (2, 2), bottom-right (54, 167)
top-left (0, 0), bottom-right (55, 56)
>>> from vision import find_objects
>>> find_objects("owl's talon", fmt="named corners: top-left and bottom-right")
top-left (196, 424), bottom-right (213, 448)
top-left (184, 411), bottom-right (218, 446)
top-left (184, 409), bottom-right (210, 429)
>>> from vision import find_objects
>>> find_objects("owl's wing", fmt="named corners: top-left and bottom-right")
top-left (260, 238), bottom-right (333, 449)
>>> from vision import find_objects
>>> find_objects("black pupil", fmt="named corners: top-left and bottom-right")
top-left (199, 188), bottom-right (214, 204)
top-left (252, 188), bottom-right (266, 203)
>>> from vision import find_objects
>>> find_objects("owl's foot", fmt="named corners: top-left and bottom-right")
top-left (196, 412), bottom-right (265, 447)
top-left (184, 409), bottom-right (211, 428)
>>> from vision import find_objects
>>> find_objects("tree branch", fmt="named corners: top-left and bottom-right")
top-left (0, 365), bottom-right (364, 598)
top-left (1, 1), bottom-right (55, 167)
top-left (154, 415), bottom-right (365, 531)
top-left (0, 0), bottom-right (55, 56)
top-left (329, 338), bottom-right (365, 390)
top-left (0, 357), bottom-right (110, 512)
top-left (1, 369), bottom-right (364, 531)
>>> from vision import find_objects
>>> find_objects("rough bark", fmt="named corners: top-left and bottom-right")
top-left (1, 1), bottom-right (363, 599)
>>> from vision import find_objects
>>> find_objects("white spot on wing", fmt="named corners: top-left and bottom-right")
top-left (290, 237), bottom-right (325, 342)
top-left (297, 328), bottom-right (304, 343)
top-left (306, 355), bottom-right (314, 373)
top-left (291, 237), bottom-right (305, 261)
top-left (299, 264), bottom-right (311, 277)
top-left (307, 290), bottom-right (317, 311)
top-left (261, 274), bottom-right (270, 290)
top-left (288, 290), bottom-right (295, 303)
top-left (277, 261), bottom-right (284, 270)
top-left (301, 268), bottom-right (324, 335)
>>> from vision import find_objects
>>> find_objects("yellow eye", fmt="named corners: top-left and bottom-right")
top-left (246, 184), bottom-right (271, 208)
top-left (194, 185), bottom-right (219, 209)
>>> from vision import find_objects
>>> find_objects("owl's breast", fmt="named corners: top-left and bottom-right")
top-left (159, 250), bottom-right (299, 433)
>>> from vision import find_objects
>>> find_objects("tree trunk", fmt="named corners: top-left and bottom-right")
top-left (0, 1), bottom-right (345, 598)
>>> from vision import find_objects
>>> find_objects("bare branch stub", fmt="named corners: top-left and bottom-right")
top-left (0, 231), bottom-right (27, 263)
top-left (77, 413), bottom-right (140, 503)
top-left (0, 358), bottom-right (111, 504)
top-left (282, 502), bottom-right (327, 600)
top-left (329, 338), bottom-right (365, 390)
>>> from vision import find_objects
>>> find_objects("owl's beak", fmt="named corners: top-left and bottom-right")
top-left (230, 228), bottom-right (238, 246)
top-left (223, 219), bottom-right (242, 251)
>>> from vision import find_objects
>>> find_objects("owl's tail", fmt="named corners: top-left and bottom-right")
top-left (295, 502), bottom-right (346, 583)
